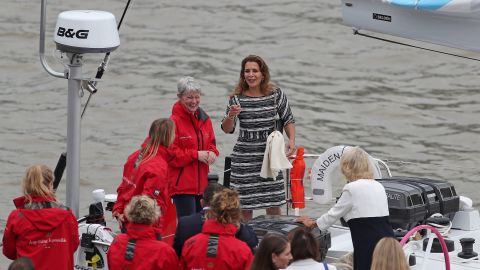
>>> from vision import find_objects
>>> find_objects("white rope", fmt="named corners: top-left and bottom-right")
top-left (427, 213), bottom-right (452, 236)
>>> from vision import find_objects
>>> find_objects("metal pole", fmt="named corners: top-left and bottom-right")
top-left (39, 0), bottom-right (65, 78)
top-left (66, 53), bottom-right (83, 217)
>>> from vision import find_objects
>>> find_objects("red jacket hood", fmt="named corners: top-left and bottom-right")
top-left (124, 223), bottom-right (159, 240)
top-left (13, 195), bottom-right (72, 232)
top-left (202, 219), bottom-right (238, 236)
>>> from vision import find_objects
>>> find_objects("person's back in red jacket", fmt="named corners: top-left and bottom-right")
top-left (108, 196), bottom-right (179, 270)
top-left (112, 148), bottom-right (142, 227)
top-left (113, 118), bottom-right (178, 245)
top-left (180, 190), bottom-right (253, 270)
top-left (168, 77), bottom-right (219, 218)
top-left (2, 165), bottom-right (79, 270)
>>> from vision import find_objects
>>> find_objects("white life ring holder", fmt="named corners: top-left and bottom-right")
top-left (310, 145), bottom-right (382, 204)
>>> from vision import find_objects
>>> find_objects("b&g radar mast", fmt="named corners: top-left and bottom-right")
top-left (40, 0), bottom-right (120, 216)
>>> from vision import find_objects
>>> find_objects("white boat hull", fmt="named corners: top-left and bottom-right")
top-left (341, 0), bottom-right (480, 52)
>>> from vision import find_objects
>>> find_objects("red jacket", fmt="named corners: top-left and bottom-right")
top-left (180, 220), bottom-right (253, 270)
top-left (112, 148), bottom-right (142, 216)
top-left (2, 196), bottom-right (79, 270)
top-left (121, 145), bottom-right (177, 242)
top-left (169, 101), bottom-right (219, 196)
top-left (108, 223), bottom-right (179, 270)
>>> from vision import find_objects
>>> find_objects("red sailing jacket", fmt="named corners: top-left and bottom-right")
top-left (121, 145), bottom-right (177, 241)
top-left (2, 195), bottom-right (79, 270)
top-left (180, 220), bottom-right (253, 270)
top-left (112, 148), bottom-right (142, 216)
top-left (169, 101), bottom-right (219, 196)
top-left (107, 223), bottom-right (179, 270)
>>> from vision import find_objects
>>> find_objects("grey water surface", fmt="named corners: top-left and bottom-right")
top-left (1, 0), bottom-right (479, 266)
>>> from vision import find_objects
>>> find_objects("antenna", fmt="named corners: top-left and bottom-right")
top-left (40, 1), bottom-right (120, 217)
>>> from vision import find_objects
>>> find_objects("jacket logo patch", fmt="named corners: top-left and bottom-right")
top-left (153, 190), bottom-right (160, 197)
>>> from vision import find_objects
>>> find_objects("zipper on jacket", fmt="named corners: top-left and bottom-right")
top-left (196, 128), bottom-right (201, 194)
top-left (190, 115), bottom-right (203, 195)
top-left (175, 168), bottom-right (184, 187)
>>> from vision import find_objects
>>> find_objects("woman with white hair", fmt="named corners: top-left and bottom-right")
top-left (297, 147), bottom-right (394, 270)
top-left (168, 76), bottom-right (219, 218)
top-left (108, 195), bottom-right (178, 270)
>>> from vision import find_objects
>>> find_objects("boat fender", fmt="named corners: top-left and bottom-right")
top-left (310, 145), bottom-right (382, 204)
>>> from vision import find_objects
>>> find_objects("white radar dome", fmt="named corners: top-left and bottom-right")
top-left (54, 10), bottom-right (120, 53)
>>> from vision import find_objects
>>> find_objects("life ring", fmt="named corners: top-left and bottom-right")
top-left (310, 145), bottom-right (382, 204)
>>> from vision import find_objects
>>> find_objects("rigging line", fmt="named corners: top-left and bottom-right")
top-left (81, 0), bottom-right (134, 118)
top-left (353, 29), bottom-right (480, 62)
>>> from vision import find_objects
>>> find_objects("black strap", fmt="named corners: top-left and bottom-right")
top-left (23, 201), bottom-right (69, 211)
top-left (206, 234), bottom-right (219, 258)
top-left (124, 239), bottom-right (137, 261)
top-left (134, 151), bottom-right (144, 168)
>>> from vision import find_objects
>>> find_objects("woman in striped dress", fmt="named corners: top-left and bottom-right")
top-left (221, 55), bottom-right (296, 220)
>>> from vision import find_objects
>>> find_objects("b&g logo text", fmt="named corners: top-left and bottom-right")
top-left (57, 27), bottom-right (89, 39)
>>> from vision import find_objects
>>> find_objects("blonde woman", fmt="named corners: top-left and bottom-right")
top-left (297, 147), bottom-right (394, 270)
top-left (113, 118), bottom-right (176, 242)
top-left (108, 195), bottom-right (178, 270)
top-left (371, 237), bottom-right (409, 270)
top-left (2, 165), bottom-right (79, 270)
top-left (180, 189), bottom-right (253, 270)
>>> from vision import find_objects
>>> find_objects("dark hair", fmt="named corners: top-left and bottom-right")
top-left (8, 257), bottom-right (35, 270)
top-left (250, 233), bottom-right (289, 270)
top-left (290, 228), bottom-right (320, 261)
top-left (203, 182), bottom-right (225, 207)
top-left (232, 55), bottom-right (274, 97)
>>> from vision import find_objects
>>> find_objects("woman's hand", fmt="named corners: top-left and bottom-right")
top-left (113, 211), bottom-right (125, 224)
top-left (296, 215), bottom-right (317, 228)
top-left (227, 104), bottom-right (241, 119)
top-left (198, 151), bottom-right (210, 164)
top-left (198, 151), bottom-right (216, 165)
top-left (286, 139), bottom-right (296, 157)
top-left (207, 151), bottom-right (217, 165)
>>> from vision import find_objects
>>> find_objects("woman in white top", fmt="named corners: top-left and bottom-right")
top-left (297, 147), bottom-right (394, 270)
top-left (286, 228), bottom-right (336, 270)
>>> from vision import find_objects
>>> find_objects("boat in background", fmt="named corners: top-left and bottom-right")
top-left (341, 0), bottom-right (480, 52)
top-left (318, 3), bottom-right (480, 268)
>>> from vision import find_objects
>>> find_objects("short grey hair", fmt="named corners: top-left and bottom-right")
top-left (177, 76), bottom-right (201, 97)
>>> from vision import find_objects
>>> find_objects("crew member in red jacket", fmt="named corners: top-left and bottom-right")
top-left (180, 189), bottom-right (253, 270)
top-left (108, 195), bottom-right (179, 270)
top-left (2, 165), bottom-right (79, 270)
top-left (112, 147), bottom-right (142, 230)
top-left (113, 118), bottom-right (177, 244)
top-left (169, 76), bottom-right (219, 218)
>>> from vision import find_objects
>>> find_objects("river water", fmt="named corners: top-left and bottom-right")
top-left (1, 0), bottom-right (479, 266)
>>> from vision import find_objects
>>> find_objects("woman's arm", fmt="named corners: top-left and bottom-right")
top-left (284, 122), bottom-right (296, 156)
top-left (296, 190), bottom-right (353, 230)
top-left (221, 104), bottom-right (241, 134)
top-left (316, 190), bottom-right (353, 231)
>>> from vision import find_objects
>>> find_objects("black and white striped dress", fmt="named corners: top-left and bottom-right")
top-left (224, 88), bottom-right (295, 210)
